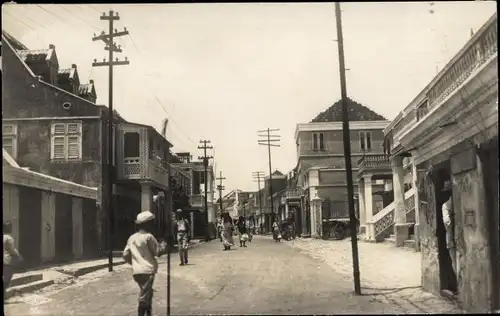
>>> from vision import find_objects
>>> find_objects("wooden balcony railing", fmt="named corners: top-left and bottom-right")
top-left (190, 194), bottom-right (203, 207)
top-left (391, 15), bottom-right (497, 140)
top-left (121, 157), bottom-right (169, 187)
top-left (285, 188), bottom-right (303, 200)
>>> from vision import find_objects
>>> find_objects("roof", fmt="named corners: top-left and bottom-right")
top-left (17, 49), bottom-right (54, 63)
top-left (311, 98), bottom-right (387, 123)
top-left (58, 67), bottom-right (77, 81)
top-left (2, 31), bottom-right (28, 50)
top-left (78, 82), bottom-right (95, 96)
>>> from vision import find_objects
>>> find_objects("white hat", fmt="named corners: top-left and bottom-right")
top-left (135, 211), bottom-right (155, 224)
top-left (176, 209), bottom-right (183, 213)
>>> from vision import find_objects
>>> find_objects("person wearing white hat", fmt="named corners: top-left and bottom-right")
top-left (123, 211), bottom-right (167, 316)
top-left (174, 209), bottom-right (191, 266)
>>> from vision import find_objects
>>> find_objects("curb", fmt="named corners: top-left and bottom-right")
top-left (10, 273), bottom-right (44, 287)
top-left (56, 259), bottom-right (126, 277)
top-left (6, 279), bottom-right (55, 299)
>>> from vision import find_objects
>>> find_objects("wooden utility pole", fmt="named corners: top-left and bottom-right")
top-left (198, 140), bottom-right (213, 242)
top-left (216, 171), bottom-right (226, 216)
top-left (92, 10), bottom-right (130, 272)
top-left (335, 2), bottom-right (361, 295)
top-left (252, 171), bottom-right (265, 231)
top-left (258, 129), bottom-right (280, 227)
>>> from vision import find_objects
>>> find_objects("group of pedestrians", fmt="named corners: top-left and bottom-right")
top-left (217, 213), bottom-right (253, 250)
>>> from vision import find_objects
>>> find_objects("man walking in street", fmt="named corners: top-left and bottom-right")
top-left (174, 209), bottom-right (191, 266)
top-left (123, 211), bottom-right (167, 316)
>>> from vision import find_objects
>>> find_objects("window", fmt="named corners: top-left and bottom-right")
top-left (359, 131), bottom-right (372, 151)
top-left (50, 122), bottom-right (82, 160)
top-left (312, 132), bottom-right (325, 151)
top-left (416, 100), bottom-right (429, 122)
top-left (2, 124), bottom-right (17, 159)
top-left (124, 132), bottom-right (140, 158)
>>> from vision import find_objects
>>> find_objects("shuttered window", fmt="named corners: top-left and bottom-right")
top-left (50, 122), bottom-right (82, 160)
top-left (2, 123), bottom-right (17, 159)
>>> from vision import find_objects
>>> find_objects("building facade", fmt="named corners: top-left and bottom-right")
top-left (383, 13), bottom-right (498, 313)
top-left (2, 32), bottom-right (173, 250)
top-left (294, 99), bottom-right (390, 238)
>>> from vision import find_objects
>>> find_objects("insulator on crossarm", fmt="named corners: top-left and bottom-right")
top-left (114, 28), bottom-right (118, 33)
top-left (101, 31), bottom-right (105, 35)
top-left (124, 27), bottom-right (127, 32)
top-left (116, 58), bottom-right (119, 61)
top-left (115, 12), bottom-right (119, 17)
top-left (93, 33), bottom-right (96, 37)
top-left (102, 12), bottom-right (106, 17)
top-left (94, 58), bottom-right (97, 63)
top-left (118, 45), bottom-right (121, 49)
top-left (103, 58), bottom-right (106, 62)
top-left (125, 57), bottom-right (128, 61)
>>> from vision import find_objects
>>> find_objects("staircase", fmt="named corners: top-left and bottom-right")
top-left (364, 187), bottom-right (416, 243)
top-left (385, 233), bottom-right (417, 250)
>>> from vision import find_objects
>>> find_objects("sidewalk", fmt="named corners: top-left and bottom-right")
top-left (6, 239), bottom-right (205, 299)
top-left (282, 237), bottom-right (464, 314)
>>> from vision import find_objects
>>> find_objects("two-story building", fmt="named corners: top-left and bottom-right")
top-left (294, 98), bottom-right (390, 238)
top-left (2, 32), bottom-right (172, 251)
top-left (382, 13), bottom-right (498, 313)
top-left (171, 152), bottom-right (216, 239)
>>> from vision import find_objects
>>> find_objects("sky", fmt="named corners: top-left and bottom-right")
top-left (2, 2), bottom-right (497, 193)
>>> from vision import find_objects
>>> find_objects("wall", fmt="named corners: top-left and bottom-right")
top-left (319, 169), bottom-right (357, 185)
top-left (298, 128), bottom-right (385, 156)
top-left (2, 36), bottom-right (105, 188)
top-left (3, 164), bottom-right (99, 267)
top-left (419, 142), bottom-right (496, 313)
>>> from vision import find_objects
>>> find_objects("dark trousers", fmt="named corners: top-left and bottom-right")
top-left (3, 265), bottom-right (14, 300)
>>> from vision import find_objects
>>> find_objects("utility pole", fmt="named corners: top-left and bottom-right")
top-left (257, 129), bottom-right (280, 230)
top-left (92, 10), bottom-right (130, 272)
top-left (335, 2), bottom-right (361, 295)
top-left (198, 140), bottom-right (213, 242)
top-left (252, 171), bottom-right (265, 232)
top-left (216, 171), bottom-right (226, 216)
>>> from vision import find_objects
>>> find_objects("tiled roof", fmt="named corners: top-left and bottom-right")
top-left (57, 68), bottom-right (77, 81)
top-left (78, 83), bottom-right (94, 96)
top-left (311, 98), bottom-right (387, 122)
top-left (17, 49), bottom-right (53, 63)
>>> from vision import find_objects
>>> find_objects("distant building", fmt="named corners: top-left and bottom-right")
top-left (294, 98), bottom-right (390, 238)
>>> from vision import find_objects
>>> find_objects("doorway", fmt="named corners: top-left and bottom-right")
top-left (478, 139), bottom-right (499, 310)
top-left (432, 163), bottom-right (458, 294)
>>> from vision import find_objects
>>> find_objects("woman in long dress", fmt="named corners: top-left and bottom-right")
top-left (220, 212), bottom-right (234, 250)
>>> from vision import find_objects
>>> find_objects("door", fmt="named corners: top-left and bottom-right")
top-left (82, 198), bottom-right (99, 258)
top-left (18, 187), bottom-right (42, 269)
top-left (55, 194), bottom-right (74, 263)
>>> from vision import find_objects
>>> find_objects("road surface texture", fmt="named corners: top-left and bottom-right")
top-left (285, 237), bottom-right (464, 314)
top-left (5, 236), bottom-right (462, 315)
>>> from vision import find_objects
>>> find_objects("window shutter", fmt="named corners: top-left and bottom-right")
top-left (67, 136), bottom-right (80, 159)
top-left (52, 123), bottom-right (66, 135)
top-left (313, 133), bottom-right (318, 151)
top-left (53, 136), bottom-right (66, 159)
top-left (67, 123), bottom-right (81, 134)
top-left (319, 133), bottom-right (325, 151)
top-left (359, 132), bottom-right (366, 151)
top-left (366, 132), bottom-right (372, 150)
top-left (2, 124), bottom-right (16, 135)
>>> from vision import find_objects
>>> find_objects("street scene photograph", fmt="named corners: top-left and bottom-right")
top-left (2, 2), bottom-right (498, 315)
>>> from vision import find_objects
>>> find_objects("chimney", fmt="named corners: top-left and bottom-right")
top-left (49, 44), bottom-right (55, 49)
top-left (71, 64), bottom-right (77, 69)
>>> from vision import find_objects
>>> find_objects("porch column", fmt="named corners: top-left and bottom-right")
top-left (358, 180), bottom-right (366, 234)
top-left (412, 159), bottom-right (420, 251)
top-left (140, 182), bottom-right (153, 213)
top-left (363, 174), bottom-right (375, 241)
top-left (285, 202), bottom-right (289, 219)
top-left (190, 212), bottom-right (195, 238)
top-left (392, 155), bottom-right (408, 247)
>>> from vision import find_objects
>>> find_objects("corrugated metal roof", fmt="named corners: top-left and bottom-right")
top-left (17, 49), bottom-right (53, 63)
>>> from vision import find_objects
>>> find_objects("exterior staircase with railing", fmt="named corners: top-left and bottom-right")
top-left (364, 187), bottom-right (416, 244)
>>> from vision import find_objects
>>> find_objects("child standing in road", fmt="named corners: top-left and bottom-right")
top-left (123, 211), bottom-right (167, 316)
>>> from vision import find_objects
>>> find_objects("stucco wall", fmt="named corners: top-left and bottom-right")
top-left (418, 144), bottom-right (496, 312)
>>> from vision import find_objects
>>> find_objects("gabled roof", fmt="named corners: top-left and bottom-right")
top-left (58, 67), bottom-right (78, 81)
top-left (311, 98), bottom-right (387, 122)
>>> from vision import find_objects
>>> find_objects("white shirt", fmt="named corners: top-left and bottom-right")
top-left (123, 230), bottom-right (159, 275)
top-left (442, 197), bottom-right (453, 228)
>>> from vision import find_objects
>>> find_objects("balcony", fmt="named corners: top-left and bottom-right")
top-left (116, 123), bottom-right (171, 189)
top-left (390, 15), bottom-right (497, 148)
top-left (190, 194), bottom-right (204, 207)
top-left (285, 188), bottom-right (303, 200)
top-left (357, 154), bottom-right (392, 179)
